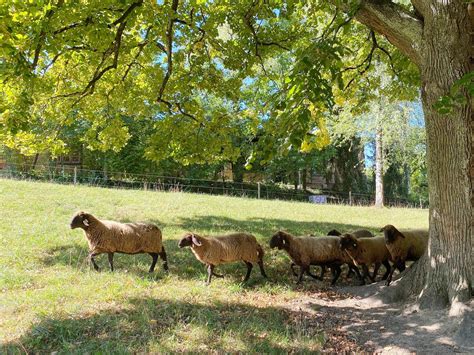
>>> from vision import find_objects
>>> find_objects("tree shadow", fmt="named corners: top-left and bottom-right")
top-left (303, 300), bottom-right (472, 353)
top-left (170, 215), bottom-right (376, 238)
top-left (39, 240), bottom-right (181, 277)
top-left (1, 297), bottom-right (325, 353)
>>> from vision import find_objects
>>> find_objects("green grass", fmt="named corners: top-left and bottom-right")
top-left (0, 179), bottom-right (428, 353)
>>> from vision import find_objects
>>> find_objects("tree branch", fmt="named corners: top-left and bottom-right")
top-left (52, 1), bottom-right (143, 100)
top-left (348, 0), bottom-right (423, 66)
top-left (157, 0), bottom-right (179, 104)
top-left (32, 0), bottom-right (64, 70)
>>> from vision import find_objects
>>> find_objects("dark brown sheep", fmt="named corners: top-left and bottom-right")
top-left (269, 231), bottom-right (363, 285)
top-left (380, 224), bottom-right (428, 285)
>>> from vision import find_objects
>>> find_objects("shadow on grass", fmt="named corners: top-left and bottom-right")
top-left (1, 297), bottom-right (324, 353)
top-left (40, 240), bottom-right (187, 276)
top-left (169, 215), bottom-right (376, 238)
top-left (303, 301), bottom-right (472, 353)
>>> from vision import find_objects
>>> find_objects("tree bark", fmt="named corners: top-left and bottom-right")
top-left (374, 127), bottom-right (384, 208)
top-left (414, 1), bottom-right (473, 309)
top-left (373, 1), bottom-right (472, 310)
top-left (344, 0), bottom-right (473, 310)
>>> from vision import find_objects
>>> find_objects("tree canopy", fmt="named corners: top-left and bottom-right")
top-left (1, 0), bottom-right (419, 165)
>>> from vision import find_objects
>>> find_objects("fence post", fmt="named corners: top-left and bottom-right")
top-left (73, 166), bottom-right (77, 185)
top-left (349, 190), bottom-right (352, 206)
top-left (144, 181), bottom-right (147, 191)
top-left (257, 182), bottom-right (261, 199)
top-left (419, 198), bottom-right (423, 209)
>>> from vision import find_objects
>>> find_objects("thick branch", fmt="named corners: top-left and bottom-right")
top-left (32, 0), bottom-right (64, 70)
top-left (52, 1), bottom-right (143, 100)
top-left (351, 0), bottom-right (423, 66)
top-left (157, 0), bottom-right (179, 103)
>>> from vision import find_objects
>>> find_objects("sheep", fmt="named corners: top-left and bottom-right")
top-left (339, 233), bottom-right (393, 284)
top-left (70, 211), bottom-right (168, 273)
top-left (269, 231), bottom-right (363, 285)
top-left (313, 229), bottom-right (375, 280)
top-left (380, 224), bottom-right (429, 285)
top-left (178, 232), bottom-right (267, 285)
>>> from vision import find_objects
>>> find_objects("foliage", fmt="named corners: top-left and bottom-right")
top-left (0, 0), bottom-right (420, 165)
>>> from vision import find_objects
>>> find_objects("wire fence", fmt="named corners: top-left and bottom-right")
top-left (0, 163), bottom-right (426, 208)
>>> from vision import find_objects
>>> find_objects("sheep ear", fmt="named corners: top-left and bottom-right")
top-left (83, 219), bottom-right (90, 226)
top-left (191, 234), bottom-right (202, 246)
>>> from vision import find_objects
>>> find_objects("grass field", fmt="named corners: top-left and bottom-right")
top-left (0, 179), bottom-right (428, 353)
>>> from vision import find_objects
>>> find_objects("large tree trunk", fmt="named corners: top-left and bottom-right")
top-left (374, 128), bottom-right (384, 208)
top-left (347, 0), bottom-right (473, 311)
top-left (416, 2), bottom-right (472, 309)
top-left (385, 2), bottom-right (472, 310)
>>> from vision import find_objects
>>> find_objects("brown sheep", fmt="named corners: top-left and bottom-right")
top-left (324, 229), bottom-right (375, 279)
top-left (269, 231), bottom-right (363, 285)
top-left (70, 211), bottom-right (167, 273)
top-left (380, 224), bottom-right (429, 285)
top-left (178, 232), bottom-right (267, 284)
top-left (339, 233), bottom-right (392, 284)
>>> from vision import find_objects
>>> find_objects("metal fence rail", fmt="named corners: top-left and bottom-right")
top-left (0, 163), bottom-right (426, 208)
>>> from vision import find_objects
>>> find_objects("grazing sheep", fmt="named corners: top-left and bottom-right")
top-left (380, 224), bottom-right (429, 285)
top-left (70, 211), bottom-right (168, 273)
top-left (269, 231), bottom-right (362, 285)
top-left (178, 232), bottom-right (267, 284)
top-left (339, 233), bottom-right (392, 284)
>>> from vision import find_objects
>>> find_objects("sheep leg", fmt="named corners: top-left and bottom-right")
top-left (381, 260), bottom-right (391, 280)
top-left (372, 262), bottom-right (381, 281)
top-left (385, 258), bottom-right (400, 286)
top-left (148, 253), bottom-right (159, 273)
top-left (348, 264), bottom-right (364, 285)
top-left (159, 247), bottom-right (169, 271)
top-left (330, 265), bottom-right (342, 286)
top-left (89, 252), bottom-right (100, 271)
top-left (108, 252), bottom-right (114, 272)
top-left (297, 265), bottom-right (307, 284)
top-left (243, 261), bottom-right (253, 283)
top-left (258, 260), bottom-right (268, 278)
top-left (290, 263), bottom-right (298, 276)
top-left (206, 264), bottom-right (214, 285)
top-left (362, 264), bottom-right (373, 283)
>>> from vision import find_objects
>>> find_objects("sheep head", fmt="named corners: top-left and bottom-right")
top-left (269, 231), bottom-right (291, 250)
top-left (339, 233), bottom-right (358, 251)
top-left (178, 233), bottom-right (202, 248)
top-left (327, 229), bottom-right (342, 236)
top-left (70, 211), bottom-right (92, 230)
top-left (380, 224), bottom-right (405, 244)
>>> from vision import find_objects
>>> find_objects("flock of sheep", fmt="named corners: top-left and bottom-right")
top-left (70, 211), bottom-right (428, 286)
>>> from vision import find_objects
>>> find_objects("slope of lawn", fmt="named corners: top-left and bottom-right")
top-left (0, 179), bottom-right (428, 353)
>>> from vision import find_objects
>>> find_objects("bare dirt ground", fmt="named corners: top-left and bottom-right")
top-left (284, 279), bottom-right (473, 353)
